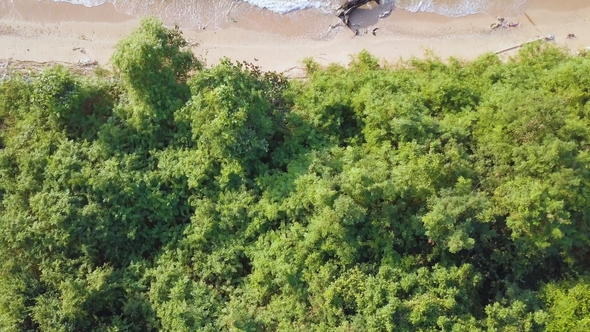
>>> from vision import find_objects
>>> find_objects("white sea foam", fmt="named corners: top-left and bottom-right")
top-left (48, 0), bottom-right (528, 18)
top-left (50, 0), bottom-right (109, 7)
top-left (396, 0), bottom-right (528, 17)
top-left (49, 0), bottom-right (336, 13)
top-left (241, 0), bottom-right (337, 14)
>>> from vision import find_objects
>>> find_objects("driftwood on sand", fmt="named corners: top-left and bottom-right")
top-left (494, 35), bottom-right (555, 55)
top-left (336, 0), bottom-right (381, 27)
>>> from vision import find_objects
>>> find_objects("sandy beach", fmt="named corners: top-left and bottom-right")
top-left (1, 0), bottom-right (590, 76)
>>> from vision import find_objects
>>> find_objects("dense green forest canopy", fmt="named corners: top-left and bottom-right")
top-left (2, 17), bottom-right (590, 331)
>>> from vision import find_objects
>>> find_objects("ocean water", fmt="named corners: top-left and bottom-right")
top-left (243, 0), bottom-right (528, 16)
top-left (48, 0), bottom-right (529, 28)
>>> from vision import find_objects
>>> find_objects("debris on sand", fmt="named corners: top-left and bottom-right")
top-left (490, 17), bottom-right (519, 30)
top-left (79, 60), bottom-right (98, 67)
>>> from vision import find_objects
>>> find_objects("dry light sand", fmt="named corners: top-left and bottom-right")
top-left (1, 0), bottom-right (590, 77)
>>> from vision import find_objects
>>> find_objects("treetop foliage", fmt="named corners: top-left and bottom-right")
top-left (1, 18), bottom-right (590, 331)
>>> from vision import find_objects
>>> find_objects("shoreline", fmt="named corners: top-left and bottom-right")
top-left (1, 0), bottom-right (590, 75)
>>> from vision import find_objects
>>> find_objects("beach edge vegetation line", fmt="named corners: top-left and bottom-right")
top-left (1, 17), bottom-right (590, 331)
